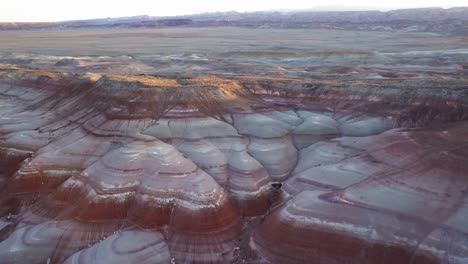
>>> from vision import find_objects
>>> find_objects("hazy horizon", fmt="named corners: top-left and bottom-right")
top-left (1, 0), bottom-right (467, 22)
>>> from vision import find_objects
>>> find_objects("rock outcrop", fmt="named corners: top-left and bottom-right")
top-left (0, 52), bottom-right (466, 264)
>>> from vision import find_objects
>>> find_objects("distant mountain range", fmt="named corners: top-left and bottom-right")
top-left (1, 7), bottom-right (468, 34)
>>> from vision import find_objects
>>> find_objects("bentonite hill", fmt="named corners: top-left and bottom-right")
top-left (0, 8), bottom-right (467, 264)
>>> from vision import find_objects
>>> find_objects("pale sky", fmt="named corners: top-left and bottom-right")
top-left (1, 0), bottom-right (467, 22)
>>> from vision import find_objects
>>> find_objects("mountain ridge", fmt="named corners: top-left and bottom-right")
top-left (1, 7), bottom-right (468, 34)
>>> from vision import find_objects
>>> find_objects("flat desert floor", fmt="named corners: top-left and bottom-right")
top-left (1, 27), bottom-right (467, 56)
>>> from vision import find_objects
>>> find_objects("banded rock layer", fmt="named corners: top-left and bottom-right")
top-left (0, 59), bottom-right (467, 264)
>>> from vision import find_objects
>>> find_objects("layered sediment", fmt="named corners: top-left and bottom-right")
top-left (0, 53), bottom-right (467, 264)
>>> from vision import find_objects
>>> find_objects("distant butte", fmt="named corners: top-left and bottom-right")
top-left (1, 7), bottom-right (468, 35)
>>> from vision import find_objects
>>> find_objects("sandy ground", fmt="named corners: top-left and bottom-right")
top-left (1, 27), bottom-right (467, 57)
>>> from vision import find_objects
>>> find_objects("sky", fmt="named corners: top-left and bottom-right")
top-left (1, 0), bottom-right (467, 22)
